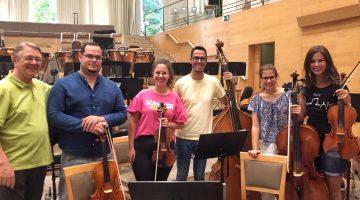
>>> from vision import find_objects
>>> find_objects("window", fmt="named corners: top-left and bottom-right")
top-left (143, 0), bottom-right (163, 36)
top-left (29, 0), bottom-right (57, 23)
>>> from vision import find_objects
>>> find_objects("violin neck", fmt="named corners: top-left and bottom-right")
top-left (101, 138), bottom-right (111, 183)
top-left (337, 99), bottom-right (344, 129)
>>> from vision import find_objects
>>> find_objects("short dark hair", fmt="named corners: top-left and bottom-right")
top-left (190, 46), bottom-right (207, 58)
top-left (303, 45), bottom-right (339, 87)
top-left (80, 42), bottom-right (102, 54)
top-left (13, 42), bottom-right (42, 56)
top-left (152, 59), bottom-right (175, 88)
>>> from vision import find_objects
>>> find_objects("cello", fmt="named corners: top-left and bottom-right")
top-left (323, 62), bottom-right (360, 159)
top-left (276, 71), bottom-right (329, 200)
top-left (209, 39), bottom-right (253, 200)
top-left (152, 102), bottom-right (176, 180)
top-left (91, 127), bottom-right (125, 200)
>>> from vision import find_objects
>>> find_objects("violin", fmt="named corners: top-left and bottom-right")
top-left (323, 62), bottom-right (360, 159)
top-left (91, 128), bottom-right (124, 200)
top-left (276, 71), bottom-right (329, 200)
top-left (209, 39), bottom-right (254, 200)
top-left (152, 102), bottom-right (176, 180)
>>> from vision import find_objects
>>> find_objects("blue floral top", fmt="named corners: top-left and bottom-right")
top-left (247, 92), bottom-right (290, 143)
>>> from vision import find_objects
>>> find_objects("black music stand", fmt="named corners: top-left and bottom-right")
top-left (228, 62), bottom-right (246, 76)
top-left (63, 63), bottom-right (80, 76)
top-left (134, 63), bottom-right (153, 77)
top-left (128, 181), bottom-right (224, 200)
top-left (205, 62), bottom-right (220, 75)
top-left (102, 61), bottom-right (131, 77)
top-left (350, 93), bottom-right (360, 122)
top-left (172, 62), bottom-right (192, 76)
top-left (194, 130), bottom-right (248, 184)
top-left (110, 77), bottom-right (143, 105)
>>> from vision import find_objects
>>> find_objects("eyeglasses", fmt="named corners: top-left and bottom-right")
top-left (82, 54), bottom-right (103, 61)
top-left (19, 56), bottom-right (44, 64)
top-left (191, 56), bottom-right (207, 62)
top-left (261, 76), bottom-right (276, 81)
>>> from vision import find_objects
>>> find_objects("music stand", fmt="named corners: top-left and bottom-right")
top-left (110, 77), bottom-right (143, 105)
top-left (228, 62), bottom-right (246, 76)
top-left (134, 63), bottom-right (153, 77)
top-left (195, 130), bottom-right (248, 184)
top-left (205, 62), bottom-right (220, 75)
top-left (350, 93), bottom-right (360, 122)
top-left (128, 181), bottom-right (224, 200)
top-left (102, 61), bottom-right (131, 77)
top-left (172, 62), bottom-right (192, 76)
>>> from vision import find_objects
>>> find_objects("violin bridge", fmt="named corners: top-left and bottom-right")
top-left (293, 171), bottom-right (304, 177)
top-left (104, 189), bottom-right (113, 194)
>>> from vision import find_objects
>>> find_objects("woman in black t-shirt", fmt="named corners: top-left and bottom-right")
top-left (299, 45), bottom-right (351, 200)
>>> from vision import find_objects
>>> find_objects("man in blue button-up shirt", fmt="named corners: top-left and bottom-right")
top-left (47, 42), bottom-right (127, 200)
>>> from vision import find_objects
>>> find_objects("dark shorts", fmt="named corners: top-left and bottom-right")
top-left (321, 150), bottom-right (347, 176)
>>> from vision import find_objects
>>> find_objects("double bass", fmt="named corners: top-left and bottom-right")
top-left (276, 71), bottom-right (329, 200)
top-left (152, 102), bottom-right (176, 180)
top-left (209, 39), bottom-right (253, 200)
top-left (91, 128), bottom-right (125, 200)
top-left (323, 62), bottom-right (360, 159)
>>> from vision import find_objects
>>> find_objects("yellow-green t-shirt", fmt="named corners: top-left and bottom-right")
top-left (0, 72), bottom-right (53, 170)
top-left (174, 74), bottom-right (226, 140)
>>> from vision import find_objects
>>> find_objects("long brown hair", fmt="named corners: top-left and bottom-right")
top-left (303, 45), bottom-right (339, 87)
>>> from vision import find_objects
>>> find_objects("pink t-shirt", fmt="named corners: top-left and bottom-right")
top-left (127, 89), bottom-right (187, 139)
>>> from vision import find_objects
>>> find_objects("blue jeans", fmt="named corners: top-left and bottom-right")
top-left (175, 137), bottom-right (206, 181)
top-left (59, 152), bottom-right (102, 200)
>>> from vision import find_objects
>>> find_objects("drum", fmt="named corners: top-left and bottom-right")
top-left (106, 49), bottom-right (136, 63)
top-left (71, 49), bottom-right (81, 63)
top-left (0, 48), bottom-right (14, 56)
top-left (55, 51), bottom-right (73, 68)
top-left (136, 50), bottom-right (154, 63)
top-left (37, 52), bottom-right (51, 80)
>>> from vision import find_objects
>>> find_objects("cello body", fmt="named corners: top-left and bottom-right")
top-left (276, 125), bottom-right (329, 200)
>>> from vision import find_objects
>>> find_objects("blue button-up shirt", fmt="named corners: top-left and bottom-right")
top-left (47, 72), bottom-right (127, 157)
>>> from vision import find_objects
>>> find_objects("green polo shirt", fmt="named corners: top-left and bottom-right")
top-left (0, 72), bottom-right (53, 170)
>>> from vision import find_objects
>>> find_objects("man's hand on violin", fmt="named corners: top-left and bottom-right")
top-left (335, 89), bottom-right (349, 100)
top-left (160, 118), bottom-right (174, 127)
top-left (128, 147), bottom-right (135, 164)
top-left (88, 121), bottom-right (107, 135)
top-left (0, 157), bottom-right (15, 189)
top-left (223, 71), bottom-right (234, 81)
top-left (82, 115), bottom-right (105, 133)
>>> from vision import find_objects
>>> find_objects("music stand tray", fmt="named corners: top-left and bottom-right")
top-left (194, 130), bottom-right (248, 186)
top-left (227, 62), bottom-right (246, 76)
top-left (129, 181), bottom-right (224, 200)
top-left (172, 62), bottom-right (192, 76)
top-left (109, 77), bottom-right (144, 104)
top-left (134, 63), bottom-right (153, 77)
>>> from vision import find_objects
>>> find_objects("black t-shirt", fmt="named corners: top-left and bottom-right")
top-left (303, 83), bottom-right (346, 139)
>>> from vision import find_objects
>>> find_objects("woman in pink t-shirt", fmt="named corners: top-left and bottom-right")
top-left (127, 59), bottom-right (187, 181)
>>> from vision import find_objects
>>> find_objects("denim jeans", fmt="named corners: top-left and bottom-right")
top-left (59, 152), bottom-right (102, 200)
top-left (175, 137), bottom-right (206, 181)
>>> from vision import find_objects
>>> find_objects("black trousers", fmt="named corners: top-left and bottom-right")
top-left (0, 166), bottom-right (47, 200)
top-left (132, 135), bottom-right (173, 181)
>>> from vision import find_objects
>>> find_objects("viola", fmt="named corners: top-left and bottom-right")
top-left (209, 39), bottom-right (254, 200)
top-left (323, 67), bottom-right (360, 159)
top-left (276, 71), bottom-right (329, 200)
top-left (152, 102), bottom-right (176, 180)
top-left (91, 129), bottom-right (124, 200)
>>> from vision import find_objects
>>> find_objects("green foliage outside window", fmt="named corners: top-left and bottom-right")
top-left (143, 0), bottom-right (162, 36)
top-left (31, 0), bottom-right (56, 23)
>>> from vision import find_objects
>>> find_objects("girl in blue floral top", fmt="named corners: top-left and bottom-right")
top-left (248, 64), bottom-right (301, 156)
top-left (247, 64), bottom-right (301, 200)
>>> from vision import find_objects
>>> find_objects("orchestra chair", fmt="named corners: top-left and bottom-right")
top-left (63, 136), bottom-right (135, 200)
top-left (240, 152), bottom-right (288, 200)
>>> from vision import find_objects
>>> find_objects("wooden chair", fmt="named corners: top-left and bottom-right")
top-left (240, 152), bottom-right (288, 200)
top-left (63, 136), bottom-right (135, 200)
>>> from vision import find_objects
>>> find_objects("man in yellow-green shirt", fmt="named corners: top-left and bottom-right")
top-left (0, 42), bottom-right (52, 200)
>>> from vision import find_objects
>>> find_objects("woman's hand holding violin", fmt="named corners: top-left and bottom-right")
top-left (291, 104), bottom-right (302, 115)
